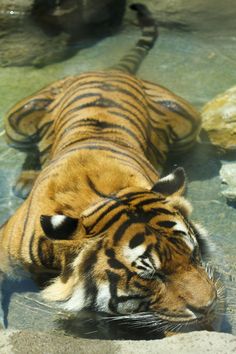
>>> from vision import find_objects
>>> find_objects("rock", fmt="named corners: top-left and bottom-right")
top-left (201, 86), bottom-right (236, 152)
top-left (220, 162), bottom-right (236, 202)
top-left (127, 0), bottom-right (236, 32)
top-left (32, 0), bottom-right (126, 41)
top-left (0, 0), bottom-right (126, 67)
top-left (0, 330), bottom-right (235, 354)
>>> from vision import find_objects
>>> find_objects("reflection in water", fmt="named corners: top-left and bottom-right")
top-left (56, 308), bottom-right (229, 340)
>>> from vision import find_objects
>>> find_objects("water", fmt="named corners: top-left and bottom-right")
top-left (0, 10), bottom-right (236, 338)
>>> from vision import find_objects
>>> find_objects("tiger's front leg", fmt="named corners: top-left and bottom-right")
top-left (12, 113), bottom-right (55, 199)
top-left (13, 149), bottom-right (41, 199)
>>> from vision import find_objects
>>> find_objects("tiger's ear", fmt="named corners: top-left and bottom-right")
top-left (151, 167), bottom-right (186, 197)
top-left (40, 214), bottom-right (78, 240)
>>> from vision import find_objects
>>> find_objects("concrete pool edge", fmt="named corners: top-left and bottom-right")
top-left (0, 330), bottom-right (235, 354)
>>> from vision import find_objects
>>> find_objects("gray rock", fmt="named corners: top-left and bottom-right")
top-left (220, 163), bottom-right (236, 202)
top-left (0, 0), bottom-right (126, 67)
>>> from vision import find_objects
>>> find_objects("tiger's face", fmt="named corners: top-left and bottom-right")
top-left (41, 168), bottom-right (223, 333)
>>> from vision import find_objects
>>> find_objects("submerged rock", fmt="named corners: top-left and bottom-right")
top-left (201, 86), bottom-right (236, 152)
top-left (220, 162), bottom-right (236, 202)
top-left (0, 0), bottom-right (126, 67)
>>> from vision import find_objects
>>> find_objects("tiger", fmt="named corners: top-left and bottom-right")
top-left (0, 3), bottom-right (223, 335)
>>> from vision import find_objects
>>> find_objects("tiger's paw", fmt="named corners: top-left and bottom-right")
top-left (13, 170), bottom-right (40, 199)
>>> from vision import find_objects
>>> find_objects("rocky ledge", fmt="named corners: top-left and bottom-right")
top-left (201, 86), bottom-right (236, 152)
top-left (0, 330), bottom-right (236, 354)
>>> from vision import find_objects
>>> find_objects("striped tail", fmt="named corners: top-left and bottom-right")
top-left (110, 3), bottom-right (158, 74)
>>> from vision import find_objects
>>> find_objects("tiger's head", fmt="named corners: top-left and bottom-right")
top-left (41, 168), bottom-right (223, 334)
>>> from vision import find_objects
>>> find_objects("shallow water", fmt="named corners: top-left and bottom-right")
top-left (0, 18), bottom-right (236, 337)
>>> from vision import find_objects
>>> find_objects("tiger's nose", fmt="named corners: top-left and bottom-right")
top-left (187, 298), bottom-right (216, 316)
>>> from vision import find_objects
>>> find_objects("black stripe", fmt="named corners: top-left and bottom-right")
top-left (108, 109), bottom-right (147, 141)
top-left (58, 136), bottom-right (137, 154)
top-left (119, 98), bottom-right (148, 131)
top-left (133, 281), bottom-right (151, 293)
top-left (159, 100), bottom-right (198, 135)
top-left (85, 192), bottom-right (153, 233)
top-left (61, 92), bottom-right (100, 112)
top-left (60, 144), bottom-right (158, 176)
top-left (160, 246), bottom-right (171, 263)
top-left (91, 77), bottom-right (145, 97)
top-left (19, 192), bottom-right (35, 259)
top-left (152, 208), bottom-right (173, 215)
top-left (63, 73), bottom-right (144, 97)
top-left (64, 96), bottom-right (146, 140)
top-left (106, 155), bottom-right (155, 184)
top-left (99, 209), bottom-right (126, 235)
top-left (5, 131), bottom-right (37, 149)
top-left (38, 121), bottom-right (53, 138)
top-left (157, 221), bottom-right (176, 228)
top-left (57, 97), bottom-right (147, 142)
top-left (59, 118), bottom-right (146, 152)
top-left (136, 197), bottom-right (165, 208)
top-left (148, 140), bottom-right (167, 165)
top-left (8, 98), bottom-right (51, 121)
top-left (107, 271), bottom-right (145, 313)
top-left (141, 259), bottom-right (152, 268)
top-left (108, 258), bottom-right (126, 270)
top-left (105, 248), bottom-right (115, 258)
top-left (96, 80), bottom-right (146, 105)
top-left (87, 176), bottom-right (111, 199)
top-left (129, 232), bottom-right (145, 249)
top-left (113, 219), bottom-right (133, 245)
top-left (107, 270), bottom-right (120, 313)
top-left (37, 237), bottom-right (55, 269)
top-left (9, 99), bottom-right (51, 129)
top-left (39, 144), bottom-right (52, 157)
top-left (29, 231), bottom-right (37, 265)
top-left (81, 240), bottom-right (103, 308)
top-left (147, 101), bottom-right (165, 116)
top-left (82, 198), bottom-right (118, 222)
top-left (119, 191), bottom-right (152, 200)
top-left (173, 230), bottom-right (187, 236)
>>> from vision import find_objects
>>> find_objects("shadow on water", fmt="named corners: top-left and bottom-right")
top-left (166, 142), bottom-right (222, 182)
top-left (57, 311), bottom-right (165, 340)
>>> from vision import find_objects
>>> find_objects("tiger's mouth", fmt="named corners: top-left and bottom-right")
top-left (104, 306), bottom-right (223, 335)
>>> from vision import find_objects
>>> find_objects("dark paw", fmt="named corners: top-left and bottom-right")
top-left (13, 170), bottom-right (39, 199)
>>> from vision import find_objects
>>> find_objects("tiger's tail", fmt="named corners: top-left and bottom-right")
top-left (110, 3), bottom-right (158, 75)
